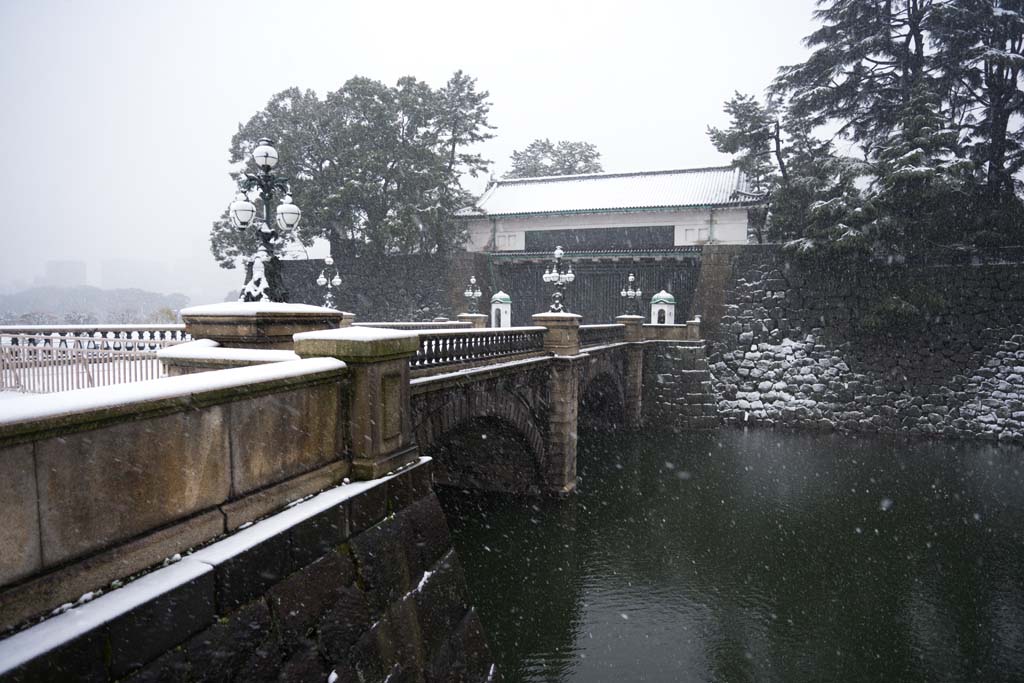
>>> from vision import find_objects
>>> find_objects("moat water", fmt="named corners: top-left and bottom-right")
top-left (440, 428), bottom-right (1024, 682)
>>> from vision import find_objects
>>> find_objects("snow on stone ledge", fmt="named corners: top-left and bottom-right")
top-left (294, 325), bottom-right (419, 343)
top-left (157, 339), bottom-right (299, 363)
top-left (0, 358), bottom-right (345, 427)
top-left (180, 302), bottom-right (345, 317)
top-left (0, 458), bottom-right (430, 676)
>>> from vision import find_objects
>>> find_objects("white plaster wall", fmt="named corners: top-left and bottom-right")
top-left (463, 207), bottom-right (749, 252)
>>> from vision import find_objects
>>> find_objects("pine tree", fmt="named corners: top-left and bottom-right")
top-left (505, 139), bottom-right (603, 178)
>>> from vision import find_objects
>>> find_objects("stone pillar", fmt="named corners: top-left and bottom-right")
top-left (457, 313), bottom-right (488, 328)
top-left (616, 315), bottom-right (645, 429)
top-left (545, 355), bottom-right (584, 495)
top-left (532, 312), bottom-right (582, 356)
top-left (532, 312), bottom-right (585, 495)
top-left (294, 327), bottom-right (420, 480)
top-left (181, 302), bottom-right (349, 350)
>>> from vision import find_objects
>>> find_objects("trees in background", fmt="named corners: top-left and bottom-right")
top-left (505, 139), bottom-right (603, 178)
top-left (709, 0), bottom-right (1024, 255)
top-left (209, 71), bottom-right (494, 268)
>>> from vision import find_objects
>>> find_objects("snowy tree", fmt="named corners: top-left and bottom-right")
top-left (505, 139), bottom-right (603, 178)
top-left (932, 0), bottom-right (1024, 218)
top-left (209, 73), bottom-right (495, 267)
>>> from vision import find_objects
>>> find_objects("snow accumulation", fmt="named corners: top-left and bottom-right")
top-left (0, 458), bottom-right (430, 676)
top-left (294, 326), bottom-right (418, 343)
top-left (156, 339), bottom-right (299, 364)
top-left (0, 561), bottom-right (211, 675)
top-left (179, 302), bottom-right (343, 317)
top-left (410, 356), bottom-right (549, 386)
top-left (0, 357), bottom-right (344, 426)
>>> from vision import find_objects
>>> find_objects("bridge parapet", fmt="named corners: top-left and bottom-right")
top-left (410, 326), bottom-right (546, 376)
top-left (579, 323), bottom-right (626, 347)
top-left (0, 357), bottom-right (349, 633)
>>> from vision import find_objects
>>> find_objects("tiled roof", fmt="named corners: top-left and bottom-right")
top-left (457, 166), bottom-right (760, 218)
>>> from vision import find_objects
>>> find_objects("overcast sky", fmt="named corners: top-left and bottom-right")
top-left (0, 0), bottom-right (816, 305)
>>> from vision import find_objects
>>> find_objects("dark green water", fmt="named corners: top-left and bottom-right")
top-left (439, 428), bottom-right (1024, 683)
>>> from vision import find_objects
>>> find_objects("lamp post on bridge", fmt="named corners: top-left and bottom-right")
top-left (542, 246), bottom-right (575, 313)
top-left (228, 138), bottom-right (302, 302)
top-left (316, 256), bottom-right (342, 308)
top-left (464, 276), bottom-right (482, 314)
top-left (620, 273), bottom-right (642, 316)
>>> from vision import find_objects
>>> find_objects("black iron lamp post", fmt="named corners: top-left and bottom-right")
top-left (316, 256), bottom-right (342, 308)
top-left (542, 245), bottom-right (575, 313)
top-left (228, 138), bottom-right (301, 302)
top-left (620, 272), bottom-right (643, 315)
top-left (464, 276), bottom-right (482, 314)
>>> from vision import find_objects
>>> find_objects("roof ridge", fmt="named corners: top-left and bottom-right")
top-left (495, 165), bottom-right (737, 185)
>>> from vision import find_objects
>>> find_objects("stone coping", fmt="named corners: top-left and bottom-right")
top-left (410, 356), bottom-right (552, 394)
top-left (180, 302), bottom-right (346, 317)
top-left (0, 358), bottom-right (346, 446)
top-left (0, 458), bottom-right (430, 676)
top-left (157, 340), bottom-right (299, 366)
top-left (294, 326), bottom-right (420, 362)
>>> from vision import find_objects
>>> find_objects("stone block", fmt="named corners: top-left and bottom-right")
top-left (35, 408), bottom-right (230, 567)
top-left (288, 502), bottom-right (349, 570)
top-left (207, 531), bottom-right (292, 613)
top-left (181, 302), bottom-right (346, 349)
top-left (183, 599), bottom-right (276, 683)
top-left (221, 461), bottom-right (349, 532)
top-left (370, 598), bottom-right (426, 677)
top-left (120, 647), bottom-right (191, 683)
top-left (387, 460), bottom-right (433, 512)
top-left (425, 608), bottom-right (495, 683)
top-left (267, 553), bottom-right (349, 647)
top-left (229, 383), bottom-right (342, 496)
top-left (0, 627), bottom-right (108, 683)
top-left (318, 585), bottom-right (372, 663)
top-left (350, 516), bottom-right (413, 618)
top-left (0, 444), bottom-right (41, 587)
top-left (107, 569), bottom-right (216, 678)
top-left (349, 484), bottom-right (388, 535)
top-left (413, 549), bottom-right (470, 661)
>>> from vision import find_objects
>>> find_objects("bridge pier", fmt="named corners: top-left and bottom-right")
top-left (533, 313), bottom-right (585, 495)
top-left (617, 315), bottom-right (646, 429)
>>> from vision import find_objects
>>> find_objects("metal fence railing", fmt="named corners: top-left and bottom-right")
top-left (411, 327), bottom-right (546, 371)
top-left (579, 324), bottom-right (626, 347)
top-left (0, 328), bottom-right (188, 394)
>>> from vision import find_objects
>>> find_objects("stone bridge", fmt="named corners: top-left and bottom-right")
top-left (0, 304), bottom-right (712, 680)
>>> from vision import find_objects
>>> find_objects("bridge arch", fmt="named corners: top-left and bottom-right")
top-left (414, 390), bottom-right (548, 494)
top-left (578, 349), bottom-right (630, 431)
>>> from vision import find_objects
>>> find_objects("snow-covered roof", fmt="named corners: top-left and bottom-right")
top-left (457, 166), bottom-right (760, 218)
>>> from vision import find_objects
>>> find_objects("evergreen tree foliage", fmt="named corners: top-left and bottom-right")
top-left (710, 0), bottom-right (1024, 254)
top-left (209, 73), bottom-right (494, 268)
top-left (505, 139), bottom-right (603, 178)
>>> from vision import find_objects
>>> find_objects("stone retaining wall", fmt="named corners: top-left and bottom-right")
top-left (0, 460), bottom-right (498, 683)
top-left (707, 246), bottom-right (1024, 441)
top-left (642, 342), bottom-right (718, 431)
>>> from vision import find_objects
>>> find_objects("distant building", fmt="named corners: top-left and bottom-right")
top-left (457, 166), bottom-right (761, 253)
top-left (36, 260), bottom-right (87, 288)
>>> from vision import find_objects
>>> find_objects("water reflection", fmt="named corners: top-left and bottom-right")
top-left (440, 428), bottom-right (1024, 682)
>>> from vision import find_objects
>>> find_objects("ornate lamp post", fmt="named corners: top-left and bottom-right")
top-left (541, 245), bottom-right (575, 313)
top-left (228, 138), bottom-right (302, 302)
top-left (463, 276), bottom-right (482, 314)
top-left (315, 256), bottom-right (342, 308)
top-left (620, 273), bottom-right (642, 315)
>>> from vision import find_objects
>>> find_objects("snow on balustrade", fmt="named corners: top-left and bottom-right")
top-left (352, 321), bottom-right (472, 329)
top-left (579, 323), bottom-right (627, 347)
top-left (0, 327), bottom-right (190, 394)
top-left (411, 326), bottom-right (546, 369)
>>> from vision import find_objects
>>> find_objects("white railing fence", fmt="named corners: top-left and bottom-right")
top-left (0, 327), bottom-right (188, 394)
